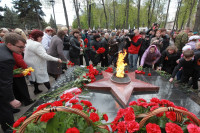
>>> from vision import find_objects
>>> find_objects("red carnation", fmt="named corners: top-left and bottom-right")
top-left (124, 111), bottom-right (135, 122)
top-left (137, 102), bottom-right (148, 108)
top-left (60, 92), bottom-right (74, 102)
top-left (13, 116), bottom-right (26, 128)
top-left (127, 121), bottom-right (140, 133)
top-left (72, 104), bottom-right (83, 110)
top-left (150, 97), bottom-right (160, 103)
top-left (69, 99), bottom-right (79, 104)
top-left (66, 127), bottom-right (80, 133)
top-left (187, 124), bottom-right (200, 133)
top-left (165, 122), bottom-right (183, 133)
top-left (99, 72), bottom-right (102, 75)
top-left (111, 122), bottom-right (118, 131)
top-left (137, 98), bottom-right (147, 103)
top-left (105, 67), bottom-right (113, 73)
top-left (89, 112), bottom-right (100, 122)
top-left (96, 47), bottom-right (105, 54)
top-left (117, 121), bottom-right (126, 133)
top-left (125, 70), bottom-right (128, 73)
top-left (80, 44), bottom-right (83, 47)
top-left (84, 45), bottom-right (87, 48)
top-left (148, 102), bottom-right (159, 107)
top-left (148, 73), bottom-right (151, 76)
top-left (166, 111), bottom-right (176, 121)
top-left (117, 108), bottom-right (125, 118)
top-left (129, 101), bottom-right (137, 106)
top-left (89, 106), bottom-right (96, 112)
top-left (33, 103), bottom-right (52, 114)
top-left (40, 112), bottom-right (55, 122)
top-left (84, 38), bottom-right (88, 45)
top-left (51, 101), bottom-right (63, 107)
top-left (92, 46), bottom-right (95, 51)
top-left (146, 123), bottom-right (161, 133)
top-left (103, 114), bottom-right (108, 122)
top-left (80, 100), bottom-right (92, 107)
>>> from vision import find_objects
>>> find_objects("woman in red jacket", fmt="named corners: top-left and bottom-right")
top-left (13, 53), bottom-right (34, 106)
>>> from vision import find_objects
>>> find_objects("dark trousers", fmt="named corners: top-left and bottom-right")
top-left (13, 77), bottom-right (31, 102)
top-left (79, 54), bottom-right (83, 65)
top-left (0, 101), bottom-right (14, 132)
top-left (101, 55), bottom-right (108, 67)
top-left (143, 63), bottom-right (152, 68)
top-left (84, 50), bottom-right (90, 66)
top-left (108, 55), bottom-right (117, 67)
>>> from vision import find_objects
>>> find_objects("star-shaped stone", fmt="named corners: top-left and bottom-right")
top-left (85, 71), bottom-right (159, 107)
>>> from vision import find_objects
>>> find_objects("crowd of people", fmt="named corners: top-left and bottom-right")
top-left (0, 23), bottom-right (200, 132)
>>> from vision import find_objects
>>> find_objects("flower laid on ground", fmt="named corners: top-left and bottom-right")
top-left (96, 47), bottom-right (105, 54)
top-left (67, 61), bottom-right (74, 67)
top-left (112, 97), bottom-right (200, 133)
top-left (105, 67), bottom-right (113, 73)
top-left (13, 88), bottom-right (109, 133)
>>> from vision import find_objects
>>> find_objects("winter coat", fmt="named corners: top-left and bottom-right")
top-left (160, 35), bottom-right (170, 52)
top-left (0, 44), bottom-right (15, 102)
top-left (186, 41), bottom-right (196, 50)
top-left (47, 35), bottom-right (67, 75)
top-left (140, 45), bottom-right (161, 66)
top-left (63, 35), bottom-right (70, 50)
top-left (128, 35), bottom-right (142, 54)
top-left (90, 39), bottom-right (101, 64)
top-left (69, 36), bottom-right (81, 58)
top-left (100, 37), bottom-right (109, 56)
top-left (174, 32), bottom-right (188, 52)
top-left (108, 38), bottom-right (118, 56)
top-left (171, 58), bottom-right (195, 78)
top-left (13, 53), bottom-right (28, 77)
top-left (139, 39), bottom-right (150, 56)
top-left (24, 39), bottom-right (59, 83)
top-left (159, 50), bottom-right (180, 74)
top-left (42, 33), bottom-right (52, 51)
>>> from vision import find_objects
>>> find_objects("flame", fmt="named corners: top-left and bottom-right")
top-left (116, 50), bottom-right (127, 78)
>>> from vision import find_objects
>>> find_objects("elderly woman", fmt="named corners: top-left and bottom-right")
top-left (24, 30), bottom-right (62, 95)
top-left (12, 28), bottom-right (34, 106)
top-left (47, 30), bottom-right (67, 80)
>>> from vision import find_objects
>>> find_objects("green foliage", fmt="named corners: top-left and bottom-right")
top-left (0, 6), bottom-right (21, 28)
top-left (13, 0), bottom-right (46, 29)
top-left (72, 0), bottom-right (167, 29)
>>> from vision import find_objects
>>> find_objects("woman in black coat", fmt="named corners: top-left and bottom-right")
top-left (90, 34), bottom-right (101, 66)
top-left (157, 45), bottom-right (180, 74)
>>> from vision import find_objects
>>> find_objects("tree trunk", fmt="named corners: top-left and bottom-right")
top-left (149, 0), bottom-right (156, 26)
top-left (86, 0), bottom-right (89, 28)
top-left (164, 0), bottom-right (171, 28)
top-left (180, 5), bottom-right (189, 30)
top-left (193, 0), bottom-right (200, 32)
top-left (173, 0), bottom-right (182, 30)
top-left (175, 0), bottom-right (183, 30)
top-left (35, 7), bottom-right (42, 30)
top-left (155, 0), bottom-right (160, 22)
top-left (137, 0), bottom-right (141, 29)
top-left (62, 0), bottom-right (69, 33)
top-left (126, 0), bottom-right (129, 29)
top-left (102, 0), bottom-right (108, 29)
top-left (73, 0), bottom-right (81, 28)
top-left (113, 0), bottom-right (116, 28)
top-left (147, 0), bottom-right (153, 28)
top-left (187, 0), bottom-right (196, 27)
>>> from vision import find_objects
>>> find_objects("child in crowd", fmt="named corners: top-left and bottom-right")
top-left (157, 45), bottom-right (180, 74)
top-left (169, 49), bottom-right (198, 89)
top-left (140, 45), bottom-right (161, 68)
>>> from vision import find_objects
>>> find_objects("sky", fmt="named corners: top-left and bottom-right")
top-left (0, 0), bottom-right (178, 26)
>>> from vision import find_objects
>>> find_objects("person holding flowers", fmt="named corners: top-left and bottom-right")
top-left (90, 34), bottom-right (102, 66)
top-left (0, 33), bottom-right (25, 132)
top-left (69, 29), bottom-right (83, 65)
top-left (12, 28), bottom-right (34, 106)
top-left (24, 30), bottom-right (62, 95)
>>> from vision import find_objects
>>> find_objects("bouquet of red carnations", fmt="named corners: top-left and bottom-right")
top-left (111, 98), bottom-right (200, 133)
top-left (96, 47), bottom-right (105, 54)
top-left (13, 88), bottom-right (110, 133)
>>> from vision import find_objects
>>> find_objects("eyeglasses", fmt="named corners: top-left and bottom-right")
top-left (14, 45), bottom-right (26, 49)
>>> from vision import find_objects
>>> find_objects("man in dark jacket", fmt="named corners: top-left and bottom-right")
top-left (69, 30), bottom-right (83, 65)
top-left (100, 33), bottom-right (109, 67)
top-left (90, 34), bottom-right (101, 66)
top-left (0, 33), bottom-right (26, 132)
top-left (160, 28), bottom-right (170, 53)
